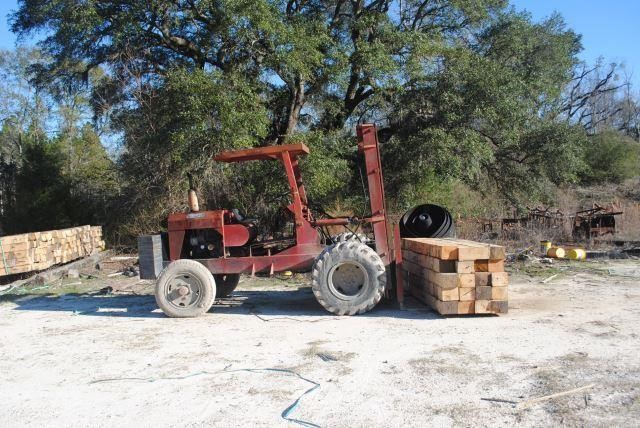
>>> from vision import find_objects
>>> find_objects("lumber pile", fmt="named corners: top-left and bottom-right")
top-left (0, 226), bottom-right (105, 276)
top-left (401, 238), bottom-right (508, 315)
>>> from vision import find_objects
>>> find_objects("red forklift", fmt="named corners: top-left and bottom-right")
top-left (139, 124), bottom-right (454, 317)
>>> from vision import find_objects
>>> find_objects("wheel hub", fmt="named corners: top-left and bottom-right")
top-left (328, 261), bottom-right (368, 300)
top-left (166, 273), bottom-right (203, 308)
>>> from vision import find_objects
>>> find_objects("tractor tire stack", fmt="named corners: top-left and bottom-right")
top-left (399, 204), bottom-right (456, 238)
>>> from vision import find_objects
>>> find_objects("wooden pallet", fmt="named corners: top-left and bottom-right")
top-left (401, 238), bottom-right (508, 315)
top-left (0, 226), bottom-right (105, 276)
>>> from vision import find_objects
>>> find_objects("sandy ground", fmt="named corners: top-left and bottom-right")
top-left (1, 259), bottom-right (639, 427)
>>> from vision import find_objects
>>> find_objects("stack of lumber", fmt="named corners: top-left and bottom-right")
top-left (401, 238), bottom-right (508, 315)
top-left (0, 226), bottom-right (105, 276)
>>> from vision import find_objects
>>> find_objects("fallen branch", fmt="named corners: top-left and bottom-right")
top-left (0, 251), bottom-right (112, 292)
top-left (250, 311), bottom-right (339, 323)
top-left (516, 384), bottom-right (596, 409)
top-left (480, 397), bottom-right (518, 405)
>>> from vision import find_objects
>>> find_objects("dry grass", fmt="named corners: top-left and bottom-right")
top-left (454, 180), bottom-right (640, 250)
top-left (454, 220), bottom-right (573, 252)
top-left (616, 201), bottom-right (640, 240)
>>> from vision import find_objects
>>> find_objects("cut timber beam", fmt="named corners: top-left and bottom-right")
top-left (475, 260), bottom-right (505, 273)
top-left (402, 238), bottom-right (491, 261)
top-left (0, 225), bottom-right (105, 276)
top-left (401, 237), bottom-right (508, 316)
top-left (403, 260), bottom-right (474, 289)
top-left (475, 300), bottom-right (508, 314)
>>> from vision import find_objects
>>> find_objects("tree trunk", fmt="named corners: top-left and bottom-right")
top-left (276, 75), bottom-right (305, 144)
top-left (322, 87), bottom-right (375, 132)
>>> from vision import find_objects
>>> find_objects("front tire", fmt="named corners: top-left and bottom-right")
top-left (311, 242), bottom-right (386, 315)
top-left (155, 259), bottom-right (216, 318)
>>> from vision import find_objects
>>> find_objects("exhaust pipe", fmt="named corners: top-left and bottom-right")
top-left (187, 173), bottom-right (199, 212)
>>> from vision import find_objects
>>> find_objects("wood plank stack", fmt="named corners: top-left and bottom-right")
top-left (401, 238), bottom-right (508, 315)
top-left (0, 226), bottom-right (105, 276)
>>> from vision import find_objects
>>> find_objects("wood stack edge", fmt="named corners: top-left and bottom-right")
top-left (401, 238), bottom-right (508, 315)
top-left (0, 226), bottom-right (105, 276)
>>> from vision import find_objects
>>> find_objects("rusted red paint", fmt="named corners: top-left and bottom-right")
top-left (393, 224), bottom-right (404, 307)
top-left (356, 124), bottom-right (390, 265)
top-left (166, 124), bottom-right (396, 290)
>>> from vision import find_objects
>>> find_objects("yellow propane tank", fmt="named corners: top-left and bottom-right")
top-left (566, 248), bottom-right (586, 260)
top-left (540, 241), bottom-right (552, 254)
top-left (547, 247), bottom-right (565, 258)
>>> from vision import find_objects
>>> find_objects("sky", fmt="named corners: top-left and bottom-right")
top-left (510, 0), bottom-right (640, 87)
top-left (0, 0), bottom-right (639, 87)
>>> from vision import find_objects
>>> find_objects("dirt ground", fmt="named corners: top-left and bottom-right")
top-left (1, 259), bottom-right (639, 427)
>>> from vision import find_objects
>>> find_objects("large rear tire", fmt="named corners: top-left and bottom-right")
top-left (311, 241), bottom-right (386, 315)
top-left (214, 274), bottom-right (240, 297)
top-left (155, 259), bottom-right (216, 318)
top-left (331, 232), bottom-right (366, 243)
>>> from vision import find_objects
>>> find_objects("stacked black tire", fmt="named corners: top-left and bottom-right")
top-left (399, 204), bottom-right (456, 238)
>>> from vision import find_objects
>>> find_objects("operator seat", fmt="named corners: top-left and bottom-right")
top-left (232, 208), bottom-right (259, 226)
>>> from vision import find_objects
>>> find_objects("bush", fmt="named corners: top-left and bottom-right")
top-left (582, 130), bottom-right (640, 184)
top-left (3, 137), bottom-right (76, 233)
top-left (1, 125), bottom-right (119, 235)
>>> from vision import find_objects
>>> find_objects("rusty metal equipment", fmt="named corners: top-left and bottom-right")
top-left (501, 206), bottom-right (565, 233)
top-left (498, 203), bottom-right (625, 242)
top-left (140, 124), bottom-right (453, 317)
top-left (572, 204), bottom-right (623, 239)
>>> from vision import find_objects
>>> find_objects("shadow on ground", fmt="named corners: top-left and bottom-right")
top-left (5, 288), bottom-right (440, 320)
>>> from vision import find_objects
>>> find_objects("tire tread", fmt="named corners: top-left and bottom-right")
top-left (311, 242), bottom-right (386, 316)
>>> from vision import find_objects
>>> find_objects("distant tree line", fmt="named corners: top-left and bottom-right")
top-left (1, 0), bottom-right (639, 239)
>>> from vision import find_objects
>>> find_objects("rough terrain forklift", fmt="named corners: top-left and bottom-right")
top-left (139, 124), bottom-right (454, 317)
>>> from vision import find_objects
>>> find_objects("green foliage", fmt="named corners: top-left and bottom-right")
top-left (0, 46), bottom-right (118, 235)
top-left (8, 1), bottom-right (638, 237)
top-left (1, 126), bottom-right (118, 234)
top-left (393, 169), bottom-right (504, 219)
top-left (0, 47), bottom-right (51, 162)
top-left (3, 136), bottom-right (74, 233)
top-left (295, 131), bottom-right (351, 203)
top-left (116, 68), bottom-right (269, 234)
top-left (581, 130), bottom-right (640, 184)
top-left (385, 11), bottom-right (587, 207)
top-left (11, 0), bottom-right (512, 138)
top-left (119, 68), bottom-right (268, 169)
top-left (56, 125), bottom-right (119, 220)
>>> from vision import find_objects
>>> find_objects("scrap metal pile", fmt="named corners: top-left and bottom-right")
top-left (572, 204), bottom-right (624, 239)
top-left (498, 203), bottom-right (623, 239)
